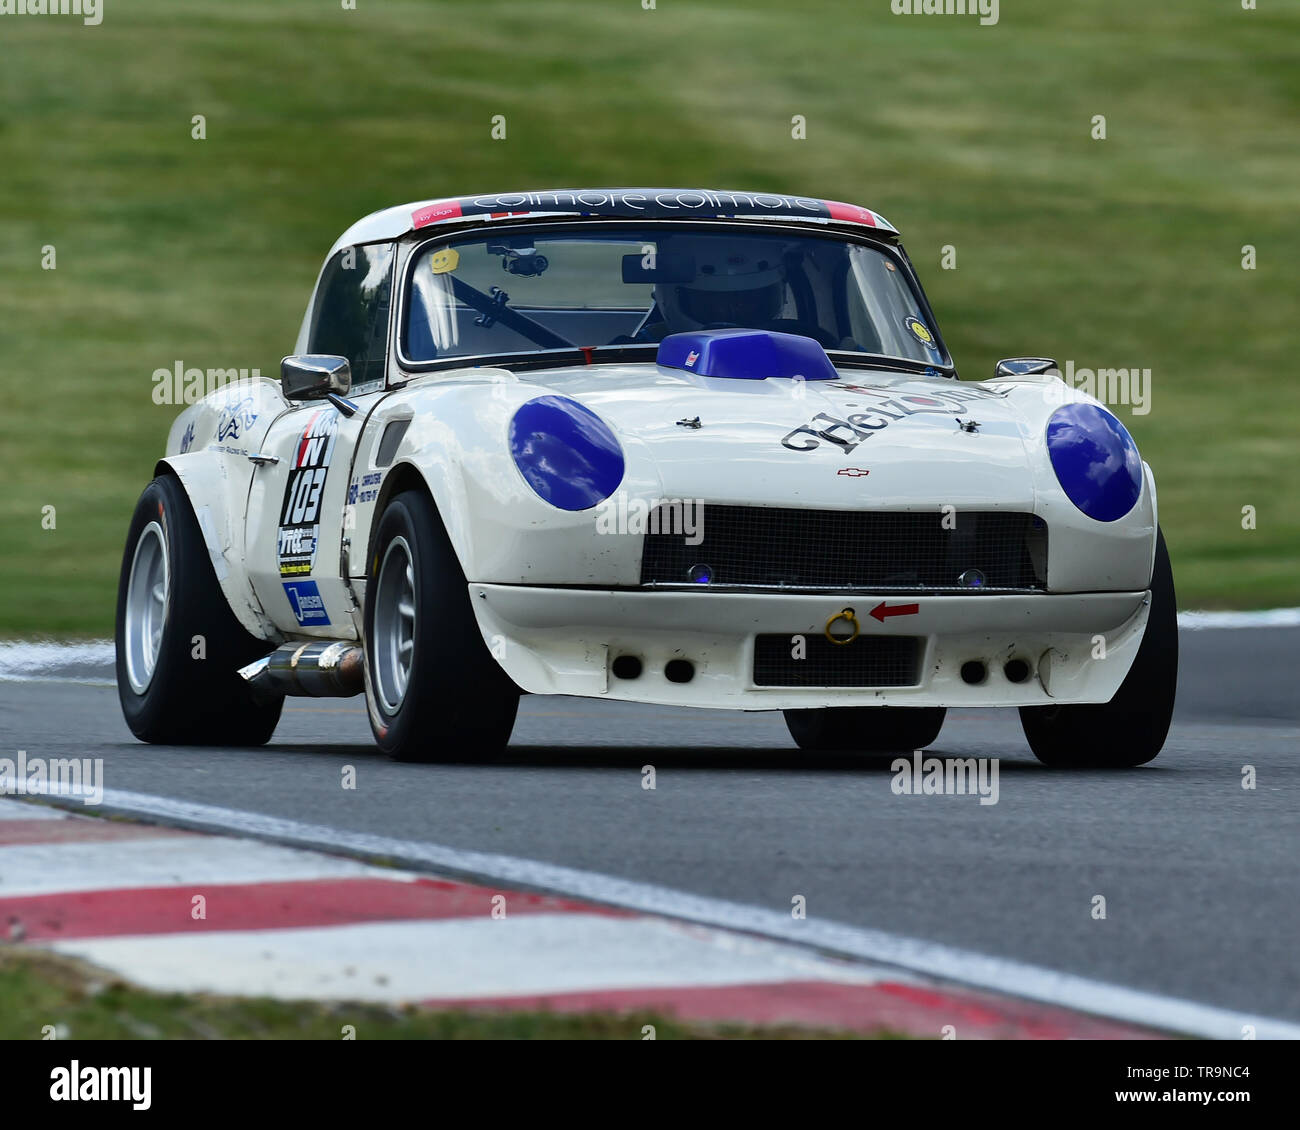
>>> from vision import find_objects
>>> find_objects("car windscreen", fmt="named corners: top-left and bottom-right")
top-left (402, 225), bottom-right (949, 367)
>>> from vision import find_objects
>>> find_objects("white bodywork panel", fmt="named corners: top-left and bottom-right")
top-left (354, 361), bottom-right (1155, 593)
top-left (160, 379), bottom-right (290, 642)
top-left (470, 585), bottom-right (1150, 709)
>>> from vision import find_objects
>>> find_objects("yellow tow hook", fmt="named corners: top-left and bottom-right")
top-left (824, 607), bottom-right (860, 646)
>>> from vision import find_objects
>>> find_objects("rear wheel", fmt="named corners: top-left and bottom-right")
top-left (784, 706), bottom-right (947, 752)
top-left (364, 489), bottom-right (519, 761)
top-left (115, 474), bottom-right (282, 745)
top-left (1019, 528), bottom-right (1177, 768)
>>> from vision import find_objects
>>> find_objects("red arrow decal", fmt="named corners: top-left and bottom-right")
top-left (869, 601), bottom-right (919, 622)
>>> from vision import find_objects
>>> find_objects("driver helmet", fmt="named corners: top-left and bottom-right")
top-left (655, 238), bottom-right (787, 332)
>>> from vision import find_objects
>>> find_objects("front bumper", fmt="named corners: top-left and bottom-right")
top-left (468, 585), bottom-right (1150, 709)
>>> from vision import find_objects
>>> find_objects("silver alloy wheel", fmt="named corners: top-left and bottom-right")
top-left (124, 520), bottom-right (169, 694)
top-left (373, 536), bottom-right (417, 713)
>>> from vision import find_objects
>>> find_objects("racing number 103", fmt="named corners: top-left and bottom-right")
top-left (282, 467), bottom-right (327, 526)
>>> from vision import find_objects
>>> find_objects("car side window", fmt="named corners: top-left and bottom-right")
top-left (307, 243), bottom-right (395, 391)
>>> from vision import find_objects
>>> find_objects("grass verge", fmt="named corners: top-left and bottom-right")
top-left (0, 948), bottom-right (892, 1040)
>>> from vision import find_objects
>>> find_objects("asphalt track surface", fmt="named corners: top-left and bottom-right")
top-left (2, 626), bottom-right (1297, 1025)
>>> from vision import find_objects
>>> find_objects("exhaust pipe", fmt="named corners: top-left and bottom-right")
top-left (239, 641), bottom-right (365, 702)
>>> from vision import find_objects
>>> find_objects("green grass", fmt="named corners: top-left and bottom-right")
top-left (0, 949), bottom-right (887, 1040)
top-left (1, 0), bottom-right (1297, 634)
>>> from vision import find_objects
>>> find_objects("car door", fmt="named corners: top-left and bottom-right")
top-left (244, 242), bottom-right (396, 638)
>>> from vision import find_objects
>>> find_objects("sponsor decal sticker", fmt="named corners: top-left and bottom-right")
top-left (282, 580), bottom-right (331, 627)
top-left (685, 350), bottom-right (699, 368)
top-left (217, 395), bottom-right (258, 442)
top-left (347, 471), bottom-right (383, 506)
top-left (404, 191), bottom-right (895, 231)
top-left (869, 600), bottom-right (919, 622)
top-left (412, 200), bottom-right (464, 228)
top-left (179, 422), bottom-right (195, 453)
top-left (836, 467), bottom-right (871, 477)
top-left (904, 316), bottom-right (937, 350)
top-left (829, 381), bottom-right (1009, 401)
top-left (781, 385), bottom-right (1012, 453)
top-left (824, 200), bottom-right (878, 226)
top-left (429, 247), bottom-right (460, 274)
top-left (277, 408), bottom-right (339, 578)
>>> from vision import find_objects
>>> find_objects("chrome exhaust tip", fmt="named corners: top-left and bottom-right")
top-left (239, 641), bottom-right (365, 702)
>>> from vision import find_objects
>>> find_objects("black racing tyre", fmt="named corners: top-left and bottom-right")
top-left (364, 489), bottom-right (519, 761)
top-left (784, 705), bottom-right (947, 752)
top-left (115, 474), bottom-right (282, 745)
top-left (1019, 528), bottom-right (1178, 768)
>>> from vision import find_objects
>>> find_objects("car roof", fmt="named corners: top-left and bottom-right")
top-left (326, 188), bottom-right (898, 256)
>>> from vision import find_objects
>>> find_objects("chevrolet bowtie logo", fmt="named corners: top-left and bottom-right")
top-left (836, 467), bottom-right (870, 477)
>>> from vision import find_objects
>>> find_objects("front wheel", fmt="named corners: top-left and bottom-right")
top-left (784, 706), bottom-right (947, 752)
top-left (115, 474), bottom-right (282, 745)
top-left (1019, 528), bottom-right (1178, 768)
top-left (364, 489), bottom-right (519, 761)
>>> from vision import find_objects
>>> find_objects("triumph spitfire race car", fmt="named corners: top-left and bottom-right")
top-left (115, 188), bottom-right (1177, 766)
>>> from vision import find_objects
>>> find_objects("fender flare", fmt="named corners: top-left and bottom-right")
top-left (155, 456), bottom-right (282, 644)
top-left (359, 458), bottom-right (470, 581)
top-left (1142, 460), bottom-right (1160, 583)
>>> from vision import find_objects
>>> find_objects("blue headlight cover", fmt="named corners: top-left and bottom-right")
top-left (1046, 403), bottom-right (1142, 522)
top-left (509, 395), bottom-right (625, 510)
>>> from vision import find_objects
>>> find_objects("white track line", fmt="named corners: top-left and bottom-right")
top-left (0, 640), bottom-right (114, 681)
top-left (1177, 608), bottom-right (1300, 630)
top-left (0, 834), bottom-right (400, 898)
top-left (0, 797), bottom-right (70, 820)
top-left (9, 779), bottom-right (1300, 1040)
top-left (47, 915), bottom-right (895, 1003)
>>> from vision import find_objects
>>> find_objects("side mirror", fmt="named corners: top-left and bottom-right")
top-left (280, 354), bottom-right (351, 401)
top-left (994, 357), bottom-right (1060, 380)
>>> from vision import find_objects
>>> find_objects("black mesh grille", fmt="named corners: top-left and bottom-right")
top-left (641, 506), bottom-right (1046, 591)
top-left (753, 634), bottom-right (922, 687)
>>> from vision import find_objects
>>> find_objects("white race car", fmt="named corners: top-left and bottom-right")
top-left (116, 188), bottom-right (1176, 766)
